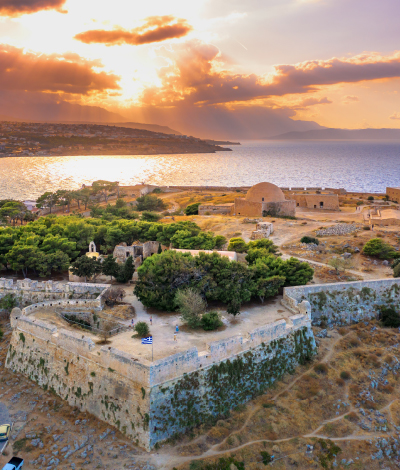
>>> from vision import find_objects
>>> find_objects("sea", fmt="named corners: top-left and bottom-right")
top-left (1, 140), bottom-right (400, 200)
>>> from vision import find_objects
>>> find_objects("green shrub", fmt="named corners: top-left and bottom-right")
top-left (363, 225), bottom-right (371, 230)
top-left (141, 211), bottom-right (162, 222)
top-left (380, 306), bottom-right (400, 328)
top-left (201, 311), bottom-right (223, 331)
top-left (152, 188), bottom-right (162, 194)
top-left (314, 363), bottom-right (328, 374)
top-left (393, 259), bottom-right (400, 278)
top-left (0, 328), bottom-right (3, 340)
top-left (301, 236), bottom-right (319, 245)
top-left (363, 238), bottom-right (398, 260)
top-left (367, 196), bottom-right (374, 201)
top-left (227, 237), bottom-right (248, 253)
top-left (340, 371), bottom-right (351, 380)
top-left (134, 321), bottom-right (150, 337)
top-left (0, 293), bottom-right (17, 312)
top-left (185, 203), bottom-right (201, 216)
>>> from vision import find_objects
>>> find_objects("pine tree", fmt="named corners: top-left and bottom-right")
top-left (102, 254), bottom-right (118, 280)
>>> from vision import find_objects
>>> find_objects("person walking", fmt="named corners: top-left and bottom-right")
top-left (150, 316), bottom-right (153, 326)
top-left (175, 325), bottom-right (179, 334)
top-left (174, 333), bottom-right (177, 342)
top-left (131, 319), bottom-right (134, 328)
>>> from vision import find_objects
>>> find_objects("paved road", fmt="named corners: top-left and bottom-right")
top-left (0, 402), bottom-right (11, 454)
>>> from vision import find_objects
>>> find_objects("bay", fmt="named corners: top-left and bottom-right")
top-left (1, 140), bottom-right (400, 199)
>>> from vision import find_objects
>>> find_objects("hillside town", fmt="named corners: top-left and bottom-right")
top-left (0, 122), bottom-right (231, 157)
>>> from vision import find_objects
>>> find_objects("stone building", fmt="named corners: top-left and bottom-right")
top-left (233, 182), bottom-right (296, 217)
top-left (113, 241), bottom-right (160, 267)
top-left (387, 187), bottom-right (400, 203)
top-left (291, 193), bottom-right (339, 210)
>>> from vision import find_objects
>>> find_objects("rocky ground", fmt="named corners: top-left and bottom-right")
top-left (2, 317), bottom-right (400, 469)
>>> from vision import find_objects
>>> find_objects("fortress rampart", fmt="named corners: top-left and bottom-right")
top-left (282, 278), bottom-right (400, 325)
top-left (6, 294), bottom-right (315, 450)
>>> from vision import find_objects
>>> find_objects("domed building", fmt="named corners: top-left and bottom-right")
top-left (234, 182), bottom-right (296, 217)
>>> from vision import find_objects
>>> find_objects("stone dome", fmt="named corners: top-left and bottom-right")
top-left (245, 182), bottom-right (285, 203)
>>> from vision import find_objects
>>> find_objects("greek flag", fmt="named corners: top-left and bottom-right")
top-left (141, 336), bottom-right (153, 345)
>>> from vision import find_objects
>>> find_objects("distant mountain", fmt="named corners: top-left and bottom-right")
top-left (268, 128), bottom-right (400, 140)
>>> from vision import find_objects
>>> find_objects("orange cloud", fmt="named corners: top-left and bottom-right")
top-left (0, 44), bottom-right (120, 94)
top-left (390, 112), bottom-right (400, 120)
top-left (141, 42), bottom-right (400, 107)
top-left (75, 16), bottom-right (192, 46)
top-left (0, 0), bottom-right (67, 16)
top-left (292, 96), bottom-right (332, 109)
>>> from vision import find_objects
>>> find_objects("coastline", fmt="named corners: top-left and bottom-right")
top-left (0, 146), bottom-right (232, 158)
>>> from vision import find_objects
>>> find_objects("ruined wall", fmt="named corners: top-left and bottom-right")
top-left (198, 204), bottom-right (234, 215)
top-left (0, 279), bottom-right (106, 308)
top-left (282, 279), bottom-right (400, 325)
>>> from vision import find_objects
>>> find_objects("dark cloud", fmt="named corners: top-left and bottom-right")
top-left (0, 0), bottom-right (67, 16)
top-left (75, 16), bottom-right (192, 46)
top-left (141, 41), bottom-right (400, 107)
top-left (0, 45), bottom-right (120, 94)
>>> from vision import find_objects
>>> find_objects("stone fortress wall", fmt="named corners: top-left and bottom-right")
top-left (6, 282), bottom-right (315, 450)
top-left (282, 278), bottom-right (400, 325)
top-left (0, 279), bottom-right (106, 308)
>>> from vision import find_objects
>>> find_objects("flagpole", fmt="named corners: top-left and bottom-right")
top-left (152, 340), bottom-right (153, 362)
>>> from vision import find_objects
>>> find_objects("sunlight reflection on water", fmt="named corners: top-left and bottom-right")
top-left (2, 140), bottom-right (400, 199)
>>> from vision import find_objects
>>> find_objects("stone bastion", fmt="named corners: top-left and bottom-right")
top-left (5, 281), bottom-right (316, 451)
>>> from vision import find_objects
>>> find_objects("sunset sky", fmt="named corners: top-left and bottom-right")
top-left (1, 0), bottom-right (400, 137)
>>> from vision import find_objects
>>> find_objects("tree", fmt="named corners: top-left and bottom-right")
top-left (115, 256), bottom-right (135, 283)
top-left (36, 192), bottom-right (59, 214)
top-left (91, 180), bottom-right (119, 203)
top-left (247, 238), bottom-right (279, 253)
top-left (251, 275), bottom-right (286, 303)
top-left (327, 257), bottom-right (353, 275)
top-left (6, 245), bottom-right (40, 277)
top-left (134, 251), bottom-right (205, 311)
top-left (367, 196), bottom-right (374, 201)
top-left (103, 287), bottom-right (126, 306)
top-left (175, 288), bottom-right (206, 328)
top-left (227, 237), bottom-right (248, 253)
top-left (41, 234), bottom-right (79, 259)
top-left (157, 243), bottom-right (162, 254)
top-left (77, 188), bottom-right (92, 209)
top-left (102, 255), bottom-right (119, 280)
top-left (0, 201), bottom-right (27, 225)
top-left (136, 194), bottom-right (166, 212)
top-left (363, 238), bottom-right (398, 260)
top-left (185, 203), bottom-right (200, 216)
top-left (134, 321), bottom-right (150, 337)
top-left (70, 255), bottom-right (101, 282)
top-left (56, 190), bottom-right (74, 212)
top-left (100, 321), bottom-right (115, 343)
top-left (251, 255), bottom-right (314, 287)
top-left (35, 250), bottom-right (70, 277)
